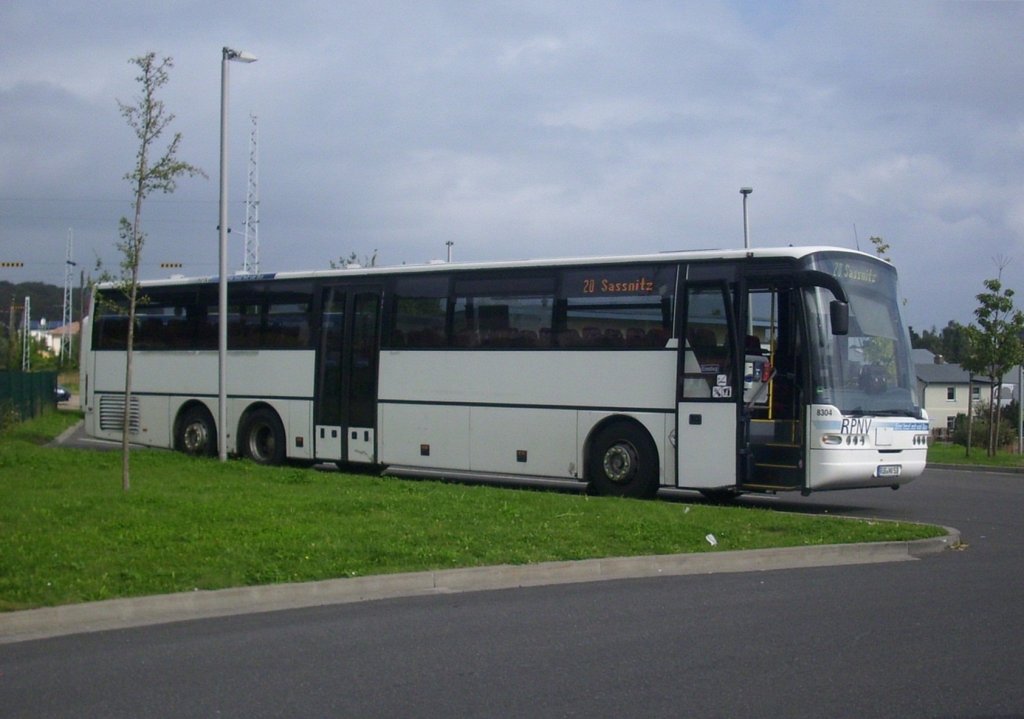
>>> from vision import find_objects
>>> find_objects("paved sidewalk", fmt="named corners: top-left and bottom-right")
top-left (0, 529), bottom-right (959, 645)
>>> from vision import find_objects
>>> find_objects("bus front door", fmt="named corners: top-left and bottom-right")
top-left (677, 282), bottom-right (741, 492)
top-left (315, 286), bottom-right (382, 465)
top-left (738, 283), bottom-right (806, 492)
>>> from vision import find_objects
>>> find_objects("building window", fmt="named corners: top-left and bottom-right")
top-left (946, 386), bottom-right (956, 401)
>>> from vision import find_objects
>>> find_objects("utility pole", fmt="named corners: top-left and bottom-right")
top-left (62, 228), bottom-right (76, 364)
top-left (21, 296), bottom-right (30, 371)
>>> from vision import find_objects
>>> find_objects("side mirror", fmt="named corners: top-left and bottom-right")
top-left (830, 300), bottom-right (849, 336)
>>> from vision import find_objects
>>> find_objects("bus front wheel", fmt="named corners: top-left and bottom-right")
top-left (239, 408), bottom-right (287, 465)
top-left (176, 406), bottom-right (217, 457)
top-left (587, 423), bottom-right (659, 499)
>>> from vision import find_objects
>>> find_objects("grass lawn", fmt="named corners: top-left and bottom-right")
top-left (1, 410), bottom-right (945, 612)
top-left (928, 442), bottom-right (1024, 469)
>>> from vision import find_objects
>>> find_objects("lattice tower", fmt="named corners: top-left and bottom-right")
top-left (242, 113), bottom-right (260, 275)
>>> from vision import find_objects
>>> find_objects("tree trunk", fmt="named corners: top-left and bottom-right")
top-left (966, 379), bottom-right (973, 458)
top-left (121, 174), bottom-right (146, 492)
top-left (121, 270), bottom-right (138, 492)
top-left (988, 380), bottom-right (999, 457)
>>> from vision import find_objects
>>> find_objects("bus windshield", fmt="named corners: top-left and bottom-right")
top-left (803, 254), bottom-right (921, 418)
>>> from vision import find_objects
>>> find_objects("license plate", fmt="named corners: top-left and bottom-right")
top-left (876, 464), bottom-right (901, 478)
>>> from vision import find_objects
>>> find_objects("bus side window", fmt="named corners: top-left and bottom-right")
top-left (390, 275), bottom-right (450, 349)
top-left (681, 285), bottom-right (735, 399)
top-left (452, 274), bottom-right (556, 349)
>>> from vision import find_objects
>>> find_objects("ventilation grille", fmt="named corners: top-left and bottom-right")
top-left (98, 395), bottom-right (141, 434)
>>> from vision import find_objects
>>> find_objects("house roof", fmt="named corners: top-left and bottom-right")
top-left (916, 362), bottom-right (972, 385)
top-left (47, 321), bottom-right (80, 336)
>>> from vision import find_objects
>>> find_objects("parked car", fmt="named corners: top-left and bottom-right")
top-left (54, 386), bottom-right (71, 403)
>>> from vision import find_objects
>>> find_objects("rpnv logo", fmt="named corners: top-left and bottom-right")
top-left (841, 417), bottom-right (872, 435)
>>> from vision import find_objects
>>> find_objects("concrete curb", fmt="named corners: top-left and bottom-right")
top-left (48, 419), bottom-right (83, 447)
top-left (0, 528), bottom-right (960, 645)
top-left (928, 463), bottom-right (1024, 476)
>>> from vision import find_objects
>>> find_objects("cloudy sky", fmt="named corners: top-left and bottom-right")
top-left (1, 1), bottom-right (1022, 332)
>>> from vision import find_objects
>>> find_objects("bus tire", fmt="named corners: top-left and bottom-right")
top-left (239, 408), bottom-right (287, 465)
top-left (587, 422), bottom-right (660, 499)
top-left (176, 405), bottom-right (217, 457)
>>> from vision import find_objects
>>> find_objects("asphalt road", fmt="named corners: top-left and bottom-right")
top-left (2, 468), bottom-right (1022, 718)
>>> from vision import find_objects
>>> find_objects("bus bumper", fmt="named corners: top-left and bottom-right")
top-left (806, 447), bottom-right (927, 492)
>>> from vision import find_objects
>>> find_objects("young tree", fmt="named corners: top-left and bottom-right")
top-left (114, 53), bottom-right (205, 490)
top-left (961, 263), bottom-right (1024, 456)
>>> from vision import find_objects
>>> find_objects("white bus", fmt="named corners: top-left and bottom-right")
top-left (82, 246), bottom-right (928, 498)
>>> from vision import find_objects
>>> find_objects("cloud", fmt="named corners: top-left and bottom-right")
top-left (0, 1), bottom-right (1022, 331)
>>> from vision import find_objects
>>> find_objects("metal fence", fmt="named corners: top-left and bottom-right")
top-left (0, 370), bottom-right (58, 422)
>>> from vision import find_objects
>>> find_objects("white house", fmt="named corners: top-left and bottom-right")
top-left (916, 357), bottom-right (976, 439)
top-left (914, 349), bottom-right (1018, 440)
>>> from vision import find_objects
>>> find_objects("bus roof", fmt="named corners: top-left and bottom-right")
top-left (102, 245), bottom-right (881, 290)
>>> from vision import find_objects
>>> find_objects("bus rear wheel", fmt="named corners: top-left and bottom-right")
top-left (587, 422), bottom-right (660, 499)
top-left (239, 408), bottom-right (286, 465)
top-left (176, 405), bottom-right (217, 457)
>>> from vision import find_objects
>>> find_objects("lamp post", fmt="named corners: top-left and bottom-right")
top-left (1018, 330), bottom-right (1024, 455)
top-left (218, 46), bottom-right (257, 462)
top-left (1017, 360), bottom-right (1022, 455)
top-left (740, 187), bottom-right (753, 249)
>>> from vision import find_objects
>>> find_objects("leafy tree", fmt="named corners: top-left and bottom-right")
top-left (859, 235), bottom-right (897, 374)
top-left (961, 266), bottom-right (1024, 456)
top-left (0, 282), bottom-right (65, 323)
top-left (869, 235), bottom-right (891, 262)
top-left (113, 53), bottom-right (205, 490)
top-left (1, 282), bottom-right (80, 370)
top-left (0, 331), bottom-right (10, 370)
top-left (951, 406), bottom-right (1016, 450)
top-left (911, 320), bottom-right (970, 364)
top-left (330, 250), bottom-right (378, 269)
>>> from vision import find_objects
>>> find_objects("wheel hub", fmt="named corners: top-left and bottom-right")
top-left (249, 425), bottom-right (275, 460)
top-left (603, 443), bottom-right (637, 483)
top-left (183, 423), bottom-right (208, 452)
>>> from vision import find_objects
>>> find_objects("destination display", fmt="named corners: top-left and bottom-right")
top-left (565, 266), bottom-right (674, 298)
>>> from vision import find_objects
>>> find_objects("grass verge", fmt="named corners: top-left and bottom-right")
top-left (1, 411), bottom-right (944, 611)
top-left (928, 442), bottom-right (1024, 469)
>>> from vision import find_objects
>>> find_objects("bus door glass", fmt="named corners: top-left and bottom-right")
top-left (678, 281), bottom-right (738, 489)
top-left (316, 285), bottom-right (382, 463)
top-left (740, 281), bottom-right (806, 491)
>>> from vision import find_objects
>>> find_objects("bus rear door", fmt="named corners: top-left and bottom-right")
top-left (315, 285), bottom-right (383, 464)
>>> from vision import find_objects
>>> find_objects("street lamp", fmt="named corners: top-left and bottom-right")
top-left (218, 46), bottom-right (257, 462)
top-left (740, 187), bottom-right (753, 249)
